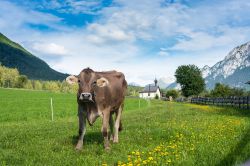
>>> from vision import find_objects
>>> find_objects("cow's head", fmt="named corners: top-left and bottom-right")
top-left (66, 68), bottom-right (109, 103)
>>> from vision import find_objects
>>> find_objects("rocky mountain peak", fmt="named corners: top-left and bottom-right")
top-left (202, 41), bottom-right (250, 89)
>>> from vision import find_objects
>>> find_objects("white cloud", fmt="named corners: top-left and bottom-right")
top-left (158, 51), bottom-right (169, 56)
top-left (32, 42), bottom-right (69, 56)
top-left (86, 23), bottom-right (135, 44)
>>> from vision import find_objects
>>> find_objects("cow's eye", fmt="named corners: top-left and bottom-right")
top-left (93, 81), bottom-right (97, 86)
top-left (78, 80), bottom-right (81, 84)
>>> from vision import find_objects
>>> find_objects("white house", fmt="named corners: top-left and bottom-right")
top-left (139, 79), bottom-right (161, 99)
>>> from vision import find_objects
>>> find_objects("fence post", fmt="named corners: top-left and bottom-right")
top-left (147, 99), bottom-right (151, 107)
top-left (243, 97), bottom-right (246, 109)
top-left (238, 97), bottom-right (240, 109)
top-left (51, 98), bottom-right (54, 121)
top-left (248, 96), bottom-right (250, 110)
top-left (139, 98), bottom-right (141, 109)
top-left (232, 96), bottom-right (236, 107)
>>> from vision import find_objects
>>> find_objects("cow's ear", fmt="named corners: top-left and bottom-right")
top-left (66, 75), bottom-right (78, 85)
top-left (96, 77), bottom-right (109, 87)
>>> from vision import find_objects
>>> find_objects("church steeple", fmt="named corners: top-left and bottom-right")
top-left (154, 78), bottom-right (158, 86)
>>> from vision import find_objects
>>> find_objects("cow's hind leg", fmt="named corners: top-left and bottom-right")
top-left (76, 105), bottom-right (87, 150)
top-left (109, 113), bottom-right (114, 141)
top-left (102, 110), bottom-right (110, 150)
top-left (113, 104), bottom-right (123, 143)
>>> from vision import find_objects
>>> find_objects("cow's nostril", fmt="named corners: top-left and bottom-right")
top-left (80, 93), bottom-right (92, 100)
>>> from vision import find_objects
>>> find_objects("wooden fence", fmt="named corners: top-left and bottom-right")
top-left (191, 96), bottom-right (250, 109)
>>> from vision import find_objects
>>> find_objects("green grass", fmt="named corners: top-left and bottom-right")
top-left (1, 88), bottom-right (250, 165)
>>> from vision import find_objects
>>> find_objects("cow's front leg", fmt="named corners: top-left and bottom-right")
top-left (113, 105), bottom-right (122, 143)
top-left (102, 110), bottom-right (110, 150)
top-left (76, 105), bottom-right (87, 150)
top-left (109, 113), bottom-right (114, 141)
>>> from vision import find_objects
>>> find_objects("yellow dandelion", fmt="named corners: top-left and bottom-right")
top-left (148, 157), bottom-right (153, 161)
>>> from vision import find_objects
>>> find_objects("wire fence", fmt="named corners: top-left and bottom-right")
top-left (0, 96), bottom-right (150, 122)
top-left (191, 96), bottom-right (250, 110)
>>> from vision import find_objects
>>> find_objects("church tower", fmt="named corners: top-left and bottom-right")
top-left (154, 78), bottom-right (158, 86)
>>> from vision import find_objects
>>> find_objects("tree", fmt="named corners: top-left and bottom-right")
top-left (42, 81), bottom-right (60, 92)
top-left (210, 83), bottom-right (245, 97)
top-left (0, 67), bottom-right (19, 88)
top-left (16, 75), bottom-right (28, 88)
top-left (210, 83), bottom-right (231, 97)
top-left (24, 80), bottom-right (33, 89)
top-left (175, 64), bottom-right (205, 97)
top-left (33, 80), bottom-right (43, 90)
top-left (166, 89), bottom-right (179, 99)
top-left (230, 88), bottom-right (244, 96)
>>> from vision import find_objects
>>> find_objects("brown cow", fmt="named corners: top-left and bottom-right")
top-left (66, 68), bottom-right (127, 150)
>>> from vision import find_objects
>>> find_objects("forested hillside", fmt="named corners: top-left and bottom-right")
top-left (0, 33), bottom-right (68, 81)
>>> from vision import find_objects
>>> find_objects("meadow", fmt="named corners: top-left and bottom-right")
top-left (1, 88), bottom-right (250, 165)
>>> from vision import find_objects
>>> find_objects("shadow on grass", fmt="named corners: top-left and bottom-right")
top-left (71, 131), bottom-right (103, 146)
top-left (216, 125), bottom-right (250, 166)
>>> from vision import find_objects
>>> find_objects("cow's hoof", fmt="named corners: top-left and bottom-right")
top-left (113, 137), bottom-right (119, 143)
top-left (110, 135), bottom-right (114, 141)
top-left (75, 146), bottom-right (82, 151)
top-left (105, 146), bottom-right (111, 151)
top-left (113, 139), bottom-right (119, 143)
top-left (75, 142), bottom-right (83, 151)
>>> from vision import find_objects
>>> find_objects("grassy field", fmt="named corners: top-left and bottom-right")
top-left (1, 88), bottom-right (250, 165)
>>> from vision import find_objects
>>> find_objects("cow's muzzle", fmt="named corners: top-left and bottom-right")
top-left (79, 93), bottom-right (93, 102)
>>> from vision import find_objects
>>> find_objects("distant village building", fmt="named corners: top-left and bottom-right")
top-left (139, 79), bottom-right (161, 99)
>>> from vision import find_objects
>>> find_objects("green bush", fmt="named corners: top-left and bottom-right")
top-left (165, 89), bottom-right (179, 99)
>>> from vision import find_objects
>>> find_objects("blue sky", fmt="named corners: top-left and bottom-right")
top-left (0, 0), bottom-right (250, 85)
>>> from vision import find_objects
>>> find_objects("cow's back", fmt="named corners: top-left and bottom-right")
top-left (97, 71), bottom-right (127, 109)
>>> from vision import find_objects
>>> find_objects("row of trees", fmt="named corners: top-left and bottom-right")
top-left (0, 65), bottom-right (77, 93)
top-left (164, 83), bottom-right (250, 100)
top-left (0, 65), bottom-right (145, 96)
top-left (205, 83), bottom-right (250, 97)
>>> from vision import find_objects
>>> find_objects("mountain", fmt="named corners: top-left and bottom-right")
top-left (167, 41), bottom-right (250, 90)
top-left (0, 33), bottom-right (68, 80)
top-left (157, 77), bottom-right (176, 89)
top-left (202, 41), bottom-right (250, 89)
top-left (128, 82), bottom-right (142, 87)
top-left (166, 82), bottom-right (181, 90)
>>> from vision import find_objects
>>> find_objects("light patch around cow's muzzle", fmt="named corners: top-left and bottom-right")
top-left (79, 93), bottom-right (94, 102)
